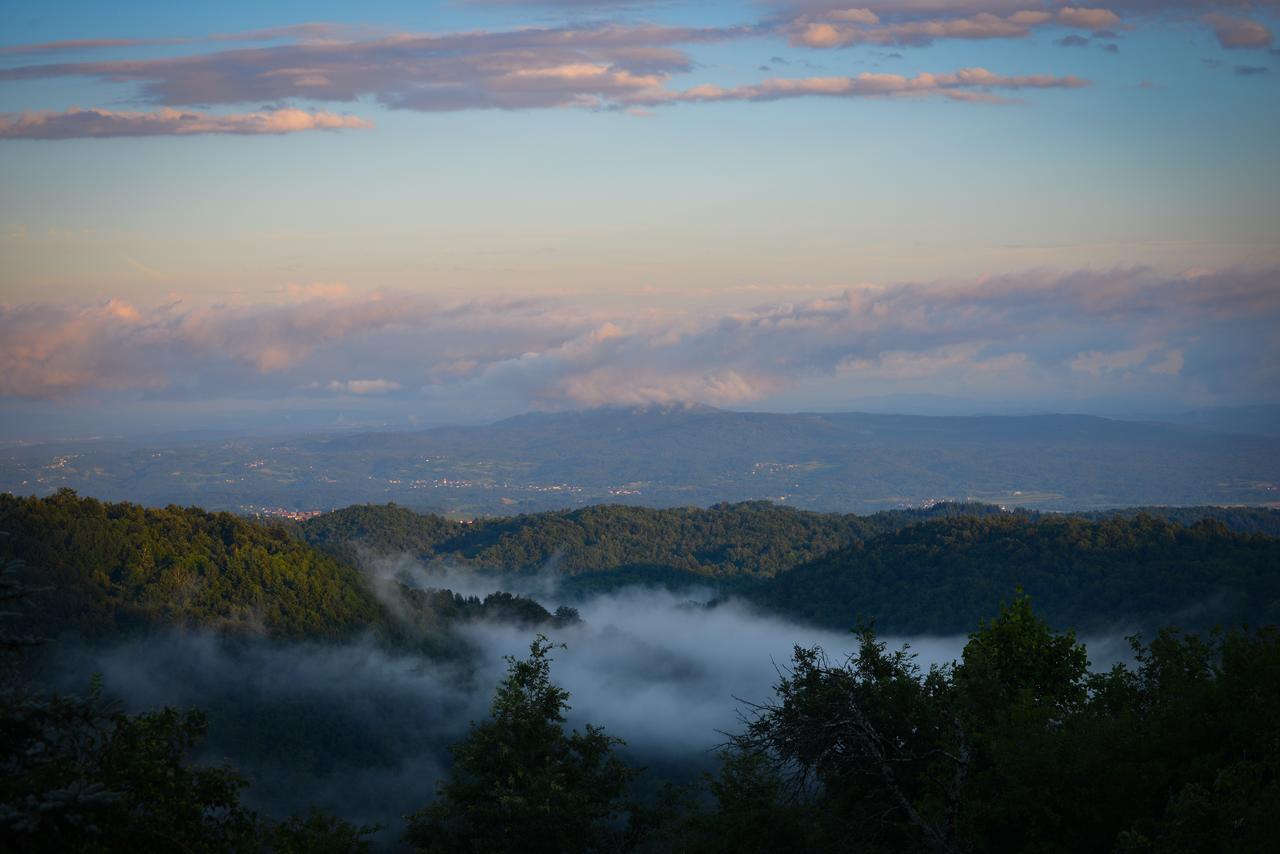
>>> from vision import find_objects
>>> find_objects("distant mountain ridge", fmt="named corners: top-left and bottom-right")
top-left (2, 406), bottom-right (1276, 514)
top-left (1154, 404), bottom-right (1280, 438)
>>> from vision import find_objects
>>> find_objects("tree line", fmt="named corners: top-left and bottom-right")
top-left (9, 587), bottom-right (1277, 852)
top-left (413, 598), bottom-right (1279, 853)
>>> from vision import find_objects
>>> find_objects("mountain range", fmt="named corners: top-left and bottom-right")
top-left (3, 405), bottom-right (1276, 515)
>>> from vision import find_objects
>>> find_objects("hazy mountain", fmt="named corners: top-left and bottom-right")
top-left (2, 405), bottom-right (1276, 515)
top-left (1151, 404), bottom-right (1280, 438)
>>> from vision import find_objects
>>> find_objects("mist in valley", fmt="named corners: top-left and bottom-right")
top-left (37, 555), bottom-right (1140, 845)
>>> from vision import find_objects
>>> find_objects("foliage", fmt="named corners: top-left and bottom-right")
top-left (304, 500), bottom-right (885, 578)
top-left (720, 597), bottom-right (1280, 853)
top-left (0, 490), bottom-right (386, 640)
top-left (754, 513), bottom-right (1280, 633)
top-left (0, 677), bottom-right (257, 852)
top-left (0, 679), bottom-right (377, 853)
top-left (398, 586), bottom-right (581, 631)
top-left (0, 540), bottom-right (376, 853)
top-left (304, 502), bottom-right (1280, 633)
top-left (8, 492), bottom-right (1278, 642)
top-left (405, 636), bottom-right (636, 853)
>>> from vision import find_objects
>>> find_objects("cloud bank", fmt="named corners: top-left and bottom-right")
top-left (40, 585), bottom-right (951, 834)
top-left (42, 567), bottom-right (1138, 838)
top-left (2, 268), bottom-right (1276, 411)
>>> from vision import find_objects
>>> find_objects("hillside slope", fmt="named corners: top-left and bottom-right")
top-left (750, 514), bottom-right (1280, 634)
top-left (0, 490), bottom-right (386, 639)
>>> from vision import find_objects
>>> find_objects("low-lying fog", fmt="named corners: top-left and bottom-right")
top-left (42, 560), bottom-right (1136, 845)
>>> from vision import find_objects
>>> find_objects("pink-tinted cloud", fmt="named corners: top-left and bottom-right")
top-left (313, 378), bottom-right (403, 395)
top-left (0, 24), bottom-right (731, 112)
top-left (1203, 12), bottom-right (1274, 48)
top-left (638, 68), bottom-right (1088, 106)
top-left (1055, 6), bottom-right (1122, 28)
top-left (780, 1), bottom-right (1280, 54)
top-left (0, 19), bottom-right (1096, 119)
top-left (790, 13), bottom-right (1037, 48)
top-left (0, 107), bottom-right (373, 140)
top-left (2, 269), bottom-right (1275, 409)
top-left (781, 3), bottom-right (1126, 48)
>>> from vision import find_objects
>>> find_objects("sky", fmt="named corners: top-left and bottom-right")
top-left (1, 0), bottom-right (1278, 437)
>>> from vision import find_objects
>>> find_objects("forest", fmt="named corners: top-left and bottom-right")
top-left (6, 586), bottom-right (1277, 851)
top-left (1, 492), bottom-right (1278, 639)
top-left (3, 490), bottom-right (1279, 850)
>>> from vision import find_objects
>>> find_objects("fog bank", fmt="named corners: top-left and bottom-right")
top-left (40, 574), bottom-right (1134, 844)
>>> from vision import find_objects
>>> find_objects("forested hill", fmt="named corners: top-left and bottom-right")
top-left (0, 492), bottom-right (584, 643)
top-left (299, 500), bottom-right (1013, 577)
top-left (750, 513), bottom-right (1280, 634)
top-left (296, 501), bottom-right (1057, 576)
top-left (300, 501), bottom-right (874, 577)
top-left (299, 500), bottom-right (1280, 577)
top-left (0, 490), bottom-right (386, 640)
top-left (5, 492), bottom-right (1279, 641)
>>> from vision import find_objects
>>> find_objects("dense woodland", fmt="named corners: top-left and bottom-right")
top-left (7, 589), bottom-right (1276, 851)
top-left (302, 500), bottom-right (1280, 633)
top-left (3, 490), bottom-right (1280, 850)
top-left (300, 499), bottom-right (1280, 579)
top-left (0, 492), bottom-right (570, 643)
top-left (3, 492), bottom-right (1279, 638)
top-left (409, 607), bottom-right (1280, 854)
top-left (0, 490), bottom-right (382, 640)
top-left (751, 513), bottom-right (1280, 633)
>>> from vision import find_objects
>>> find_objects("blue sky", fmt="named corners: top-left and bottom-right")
top-left (0, 1), bottom-right (1277, 436)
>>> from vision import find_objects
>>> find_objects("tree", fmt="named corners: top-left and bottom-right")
top-left (0, 539), bottom-right (376, 853)
top-left (0, 680), bottom-right (257, 852)
top-left (735, 628), bottom-right (966, 853)
top-left (732, 597), bottom-right (1092, 854)
top-left (405, 636), bottom-right (636, 853)
top-left (950, 593), bottom-right (1090, 851)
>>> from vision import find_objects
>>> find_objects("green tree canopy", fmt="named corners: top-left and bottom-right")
top-left (405, 636), bottom-right (636, 853)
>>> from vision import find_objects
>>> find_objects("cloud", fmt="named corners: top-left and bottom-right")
top-left (3, 268), bottom-right (1276, 409)
top-left (0, 18), bottom-right (1095, 117)
top-left (0, 290), bottom-right (603, 400)
top-left (636, 68), bottom-right (1089, 107)
top-left (1234, 63), bottom-right (1272, 73)
top-left (44, 582), bottom-right (968, 834)
top-left (0, 24), bottom-right (375, 55)
top-left (779, 1), bottom-right (1280, 55)
top-left (0, 5), bottom-right (1273, 129)
top-left (789, 12), bottom-right (1041, 48)
top-left (1055, 7), bottom-right (1122, 29)
top-left (781, 4), bottom-right (1127, 49)
top-left (1204, 13), bottom-right (1275, 48)
top-left (40, 561), bottom-right (1142, 838)
top-left (0, 24), bottom-right (735, 113)
top-left (321, 378), bottom-right (404, 395)
top-left (0, 107), bottom-right (373, 140)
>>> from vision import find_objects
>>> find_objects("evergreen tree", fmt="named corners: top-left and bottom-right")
top-left (406, 636), bottom-right (636, 853)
